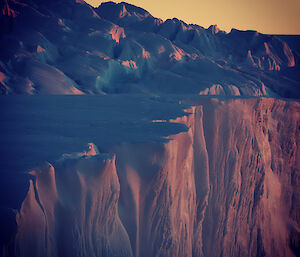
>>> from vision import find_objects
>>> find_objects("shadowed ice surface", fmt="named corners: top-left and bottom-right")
top-left (0, 95), bottom-right (189, 172)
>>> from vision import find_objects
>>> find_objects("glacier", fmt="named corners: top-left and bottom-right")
top-left (0, 0), bottom-right (300, 257)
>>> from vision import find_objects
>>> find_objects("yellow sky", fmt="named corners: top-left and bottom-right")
top-left (85, 0), bottom-right (300, 34)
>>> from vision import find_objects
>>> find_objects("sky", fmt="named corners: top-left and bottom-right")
top-left (85, 0), bottom-right (300, 35)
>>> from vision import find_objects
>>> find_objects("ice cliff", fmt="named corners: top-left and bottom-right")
top-left (2, 98), bottom-right (299, 257)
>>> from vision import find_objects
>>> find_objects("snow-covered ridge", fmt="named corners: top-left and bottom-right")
top-left (0, 0), bottom-right (299, 97)
top-left (2, 97), bottom-right (299, 257)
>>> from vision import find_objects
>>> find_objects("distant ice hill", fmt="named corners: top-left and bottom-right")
top-left (0, 0), bottom-right (299, 97)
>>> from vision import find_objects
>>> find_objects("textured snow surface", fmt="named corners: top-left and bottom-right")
top-left (0, 96), bottom-right (300, 257)
top-left (0, 0), bottom-right (299, 97)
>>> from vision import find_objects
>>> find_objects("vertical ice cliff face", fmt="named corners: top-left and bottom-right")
top-left (197, 99), bottom-right (299, 257)
top-left (113, 109), bottom-right (197, 257)
top-left (113, 99), bottom-right (300, 257)
top-left (3, 99), bottom-right (300, 257)
top-left (9, 144), bottom-right (133, 257)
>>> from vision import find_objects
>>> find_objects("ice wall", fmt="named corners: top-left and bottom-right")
top-left (2, 98), bottom-right (300, 257)
top-left (6, 145), bottom-right (133, 257)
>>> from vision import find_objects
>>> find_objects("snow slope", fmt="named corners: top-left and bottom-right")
top-left (0, 0), bottom-right (299, 97)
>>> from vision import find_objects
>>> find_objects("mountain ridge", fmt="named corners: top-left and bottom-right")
top-left (0, 0), bottom-right (299, 97)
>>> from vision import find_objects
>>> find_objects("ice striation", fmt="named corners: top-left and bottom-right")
top-left (2, 98), bottom-right (299, 257)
